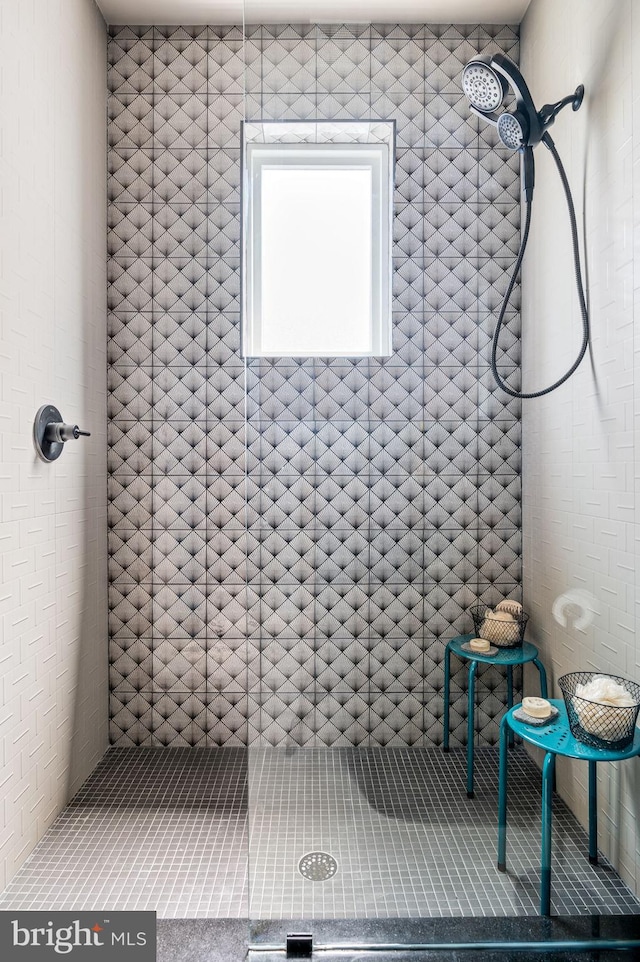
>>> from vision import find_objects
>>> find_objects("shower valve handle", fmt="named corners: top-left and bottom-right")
top-left (45, 422), bottom-right (91, 443)
top-left (33, 404), bottom-right (90, 462)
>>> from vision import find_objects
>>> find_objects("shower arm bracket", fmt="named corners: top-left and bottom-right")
top-left (469, 85), bottom-right (584, 136)
top-left (538, 85), bottom-right (585, 129)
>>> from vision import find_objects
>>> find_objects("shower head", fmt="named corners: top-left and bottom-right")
top-left (462, 53), bottom-right (543, 149)
top-left (461, 53), bottom-right (583, 152)
top-left (461, 58), bottom-right (508, 113)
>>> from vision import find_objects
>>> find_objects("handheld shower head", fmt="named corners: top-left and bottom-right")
top-left (460, 53), bottom-right (590, 401)
top-left (461, 53), bottom-right (583, 152)
top-left (497, 110), bottom-right (528, 150)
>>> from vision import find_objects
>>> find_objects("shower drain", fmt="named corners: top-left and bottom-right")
top-left (298, 851), bottom-right (338, 881)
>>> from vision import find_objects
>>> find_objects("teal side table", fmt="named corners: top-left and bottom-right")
top-left (443, 634), bottom-right (548, 798)
top-left (498, 700), bottom-right (640, 915)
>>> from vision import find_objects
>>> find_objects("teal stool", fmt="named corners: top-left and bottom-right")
top-left (443, 634), bottom-right (548, 797)
top-left (498, 700), bottom-right (640, 915)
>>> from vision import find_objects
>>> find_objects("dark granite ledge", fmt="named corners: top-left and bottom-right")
top-left (158, 915), bottom-right (640, 962)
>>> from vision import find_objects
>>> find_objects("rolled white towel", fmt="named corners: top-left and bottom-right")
top-left (495, 599), bottom-right (523, 618)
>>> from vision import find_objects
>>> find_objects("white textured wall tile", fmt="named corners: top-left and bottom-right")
top-left (522, 0), bottom-right (640, 898)
top-left (0, 0), bottom-right (108, 889)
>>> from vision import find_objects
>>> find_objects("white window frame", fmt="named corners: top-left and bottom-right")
top-left (242, 141), bottom-right (392, 358)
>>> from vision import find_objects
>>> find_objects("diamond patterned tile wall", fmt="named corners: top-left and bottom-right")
top-left (107, 23), bottom-right (522, 748)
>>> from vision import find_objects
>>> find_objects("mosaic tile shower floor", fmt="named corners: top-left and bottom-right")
top-left (0, 746), bottom-right (637, 919)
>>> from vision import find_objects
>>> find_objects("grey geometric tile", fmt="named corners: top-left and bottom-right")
top-left (108, 202), bottom-right (154, 258)
top-left (478, 313), bottom-right (522, 367)
top-left (207, 583), bottom-right (247, 640)
top-left (207, 530), bottom-right (249, 586)
top-left (207, 693), bottom-right (248, 745)
top-left (108, 580), bottom-right (153, 641)
top-left (209, 39), bottom-right (244, 95)
top-left (477, 528), bottom-right (522, 581)
top-left (316, 36), bottom-right (371, 95)
top-left (150, 692), bottom-right (208, 746)
top-left (477, 418), bottom-right (521, 467)
top-left (259, 36), bottom-right (317, 95)
top-left (370, 36), bottom-right (425, 97)
top-left (314, 693), bottom-right (370, 747)
top-left (477, 148), bottom-right (521, 203)
top-left (108, 311), bottom-right (153, 367)
top-left (155, 26), bottom-right (210, 42)
top-left (108, 474), bottom-right (153, 530)
top-left (154, 94), bottom-right (208, 149)
top-left (153, 38), bottom-right (208, 96)
top-left (110, 638), bottom-right (153, 692)
top-left (108, 94), bottom-right (154, 150)
top-left (477, 473), bottom-right (521, 527)
top-left (109, 693), bottom-right (154, 745)
top-left (109, 25), bottom-right (155, 40)
top-left (371, 23), bottom-right (427, 42)
top-left (153, 149), bottom-right (208, 203)
top-left (205, 205), bottom-right (241, 257)
top-left (151, 311), bottom-right (209, 367)
top-left (316, 638), bottom-right (369, 692)
top-left (259, 640), bottom-right (316, 693)
top-left (367, 690), bottom-right (425, 746)
top-left (422, 149), bottom-right (484, 204)
top-left (245, 90), bottom-right (317, 122)
top-left (252, 692), bottom-right (317, 747)
top-left (149, 367), bottom-right (208, 422)
top-left (107, 25), bottom-right (524, 748)
top-left (316, 92), bottom-right (372, 123)
top-left (107, 421), bottom-right (153, 475)
top-left (108, 148), bottom-right (154, 204)
top-left (108, 365), bottom-right (153, 423)
top-left (150, 582), bottom-right (208, 640)
top-left (316, 23), bottom-right (371, 41)
top-left (424, 95), bottom-right (479, 149)
top-left (107, 257), bottom-right (153, 311)
top-left (208, 95), bottom-right (243, 148)
top-left (369, 637), bottom-right (424, 689)
top-left (153, 521), bottom-right (207, 587)
top-left (108, 35), bottom-right (154, 97)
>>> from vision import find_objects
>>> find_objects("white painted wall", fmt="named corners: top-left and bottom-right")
top-left (95, 0), bottom-right (531, 28)
top-left (521, 0), bottom-right (640, 895)
top-left (0, 0), bottom-right (108, 888)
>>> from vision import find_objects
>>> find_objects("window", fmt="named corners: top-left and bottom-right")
top-left (242, 122), bottom-right (394, 357)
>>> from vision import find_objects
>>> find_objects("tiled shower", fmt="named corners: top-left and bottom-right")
top-left (107, 22), bottom-right (524, 749)
top-left (2, 0), bottom-right (640, 937)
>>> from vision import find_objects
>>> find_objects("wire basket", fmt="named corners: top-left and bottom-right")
top-left (470, 604), bottom-right (528, 648)
top-left (558, 672), bottom-right (640, 750)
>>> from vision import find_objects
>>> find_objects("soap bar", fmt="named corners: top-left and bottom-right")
top-left (522, 696), bottom-right (552, 719)
top-left (469, 637), bottom-right (491, 653)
